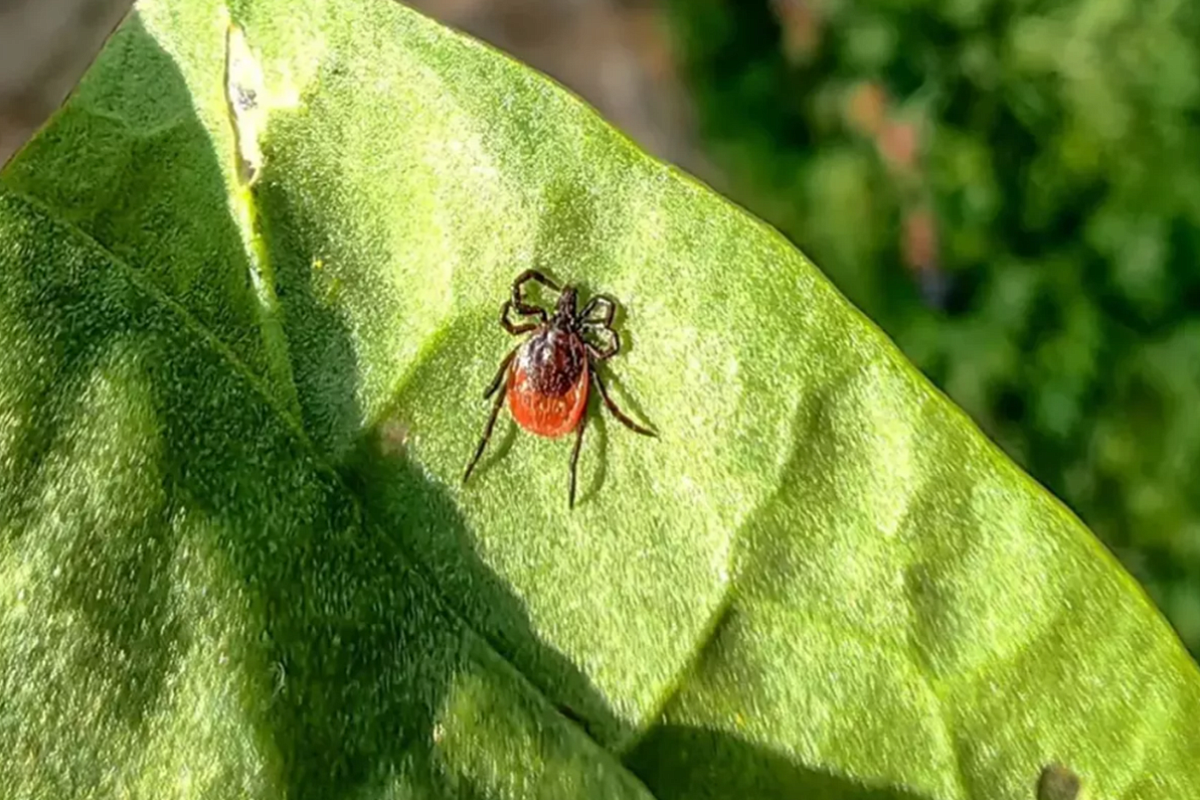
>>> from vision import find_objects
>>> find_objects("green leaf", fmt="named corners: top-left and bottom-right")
top-left (1, 1), bottom-right (1198, 798)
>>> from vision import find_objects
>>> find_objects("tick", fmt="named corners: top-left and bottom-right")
top-left (462, 269), bottom-right (656, 507)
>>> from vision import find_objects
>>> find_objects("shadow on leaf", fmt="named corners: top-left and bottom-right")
top-left (626, 724), bottom-right (935, 800)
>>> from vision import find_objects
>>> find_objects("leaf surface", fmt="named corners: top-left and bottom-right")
top-left (1, 1), bottom-right (1198, 798)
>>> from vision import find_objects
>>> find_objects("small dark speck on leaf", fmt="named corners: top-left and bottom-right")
top-left (1038, 763), bottom-right (1082, 800)
top-left (236, 85), bottom-right (258, 111)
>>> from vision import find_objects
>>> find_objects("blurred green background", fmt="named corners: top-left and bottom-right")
top-left (662, 0), bottom-right (1200, 652)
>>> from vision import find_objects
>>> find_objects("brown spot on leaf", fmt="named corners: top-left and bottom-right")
top-left (1037, 763), bottom-right (1082, 800)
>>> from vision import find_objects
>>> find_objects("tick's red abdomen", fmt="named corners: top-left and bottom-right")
top-left (507, 326), bottom-right (589, 438)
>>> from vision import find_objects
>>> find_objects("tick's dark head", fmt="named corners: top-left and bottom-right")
top-left (554, 285), bottom-right (579, 326)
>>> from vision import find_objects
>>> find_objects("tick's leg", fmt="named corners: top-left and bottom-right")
top-left (569, 411), bottom-right (588, 509)
top-left (464, 385), bottom-right (508, 484)
top-left (584, 327), bottom-right (620, 361)
top-left (512, 269), bottom-right (560, 316)
top-left (483, 347), bottom-right (519, 399)
top-left (592, 368), bottom-right (655, 436)
top-left (501, 300), bottom-right (540, 335)
top-left (581, 294), bottom-right (616, 327)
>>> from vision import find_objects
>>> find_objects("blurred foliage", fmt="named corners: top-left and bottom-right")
top-left (666, 0), bottom-right (1200, 651)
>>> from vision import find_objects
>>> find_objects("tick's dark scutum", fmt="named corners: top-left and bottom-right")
top-left (518, 327), bottom-right (586, 396)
